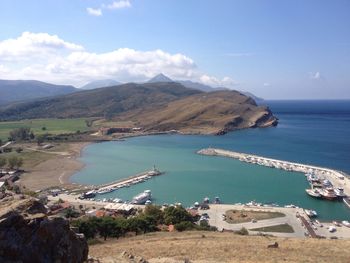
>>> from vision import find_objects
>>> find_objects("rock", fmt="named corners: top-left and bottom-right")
top-left (0, 197), bottom-right (88, 262)
top-left (267, 242), bottom-right (279, 248)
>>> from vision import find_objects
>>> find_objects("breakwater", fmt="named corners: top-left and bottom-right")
top-left (197, 148), bottom-right (350, 196)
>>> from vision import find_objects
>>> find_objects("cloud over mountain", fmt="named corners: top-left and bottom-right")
top-left (0, 32), bottom-right (236, 87)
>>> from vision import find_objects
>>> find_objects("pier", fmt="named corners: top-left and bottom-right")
top-left (93, 168), bottom-right (163, 194)
top-left (197, 148), bottom-right (350, 197)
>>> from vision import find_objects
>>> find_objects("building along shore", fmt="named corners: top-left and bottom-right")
top-left (197, 148), bottom-right (350, 197)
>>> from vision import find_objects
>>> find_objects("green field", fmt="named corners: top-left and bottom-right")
top-left (249, 223), bottom-right (295, 233)
top-left (0, 118), bottom-right (90, 141)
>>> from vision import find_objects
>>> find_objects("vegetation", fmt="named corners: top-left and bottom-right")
top-left (234, 227), bottom-right (249, 235)
top-left (9, 127), bottom-right (34, 141)
top-left (0, 118), bottom-right (90, 141)
top-left (225, 210), bottom-right (285, 224)
top-left (249, 223), bottom-right (295, 233)
top-left (72, 205), bottom-right (215, 241)
top-left (7, 156), bottom-right (23, 170)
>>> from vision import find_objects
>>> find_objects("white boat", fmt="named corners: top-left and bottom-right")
top-left (342, 220), bottom-right (350, 227)
top-left (328, 226), bottom-right (336, 233)
top-left (97, 188), bottom-right (114, 194)
top-left (305, 209), bottom-right (318, 218)
top-left (305, 189), bottom-right (321, 198)
top-left (131, 190), bottom-right (152, 204)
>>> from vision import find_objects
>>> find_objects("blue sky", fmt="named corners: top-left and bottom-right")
top-left (0, 0), bottom-right (349, 99)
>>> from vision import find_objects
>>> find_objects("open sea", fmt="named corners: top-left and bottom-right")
top-left (71, 100), bottom-right (350, 220)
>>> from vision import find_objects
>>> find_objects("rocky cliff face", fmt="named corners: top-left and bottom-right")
top-left (0, 196), bottom-right (88, 263)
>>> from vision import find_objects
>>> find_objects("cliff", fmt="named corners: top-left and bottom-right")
top-left (0, 195), bottom-right (88, 263)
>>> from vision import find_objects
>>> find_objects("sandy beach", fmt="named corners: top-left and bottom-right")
top-left (18, 142), bottom-right (91, 191)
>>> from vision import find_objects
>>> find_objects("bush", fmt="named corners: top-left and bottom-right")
top-left (235, 227), bottom-right (249, 235)
top-left (174, 221), bottom-right (195, 232)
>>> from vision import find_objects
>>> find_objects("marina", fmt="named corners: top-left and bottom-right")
top-left (198, 147), bottom-right (350, 214)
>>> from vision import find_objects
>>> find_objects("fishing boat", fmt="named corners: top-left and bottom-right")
top-left (319, 188), bottom-right (338, 201)
top-left (305, 188), bottom-right (321, 198)
top-left (214, 196), bottom-right (221, 204)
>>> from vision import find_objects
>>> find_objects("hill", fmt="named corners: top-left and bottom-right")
top-left (0, 82), bottom-right (200, 120)
top-left (0, 79), bottom-right (77, 105)
top-left (80, 79), bottom-right (121, 90)
top-left (117, 90), bottom-right (277, 134)
top-left (89, 231), bottom-right (350, 263)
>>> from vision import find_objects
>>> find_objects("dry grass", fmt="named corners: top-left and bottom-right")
top-left (88, 231), bottom-right (350, 263)
top-left (250, 223), bottom-right (295, 233)
top-left (225, 209), bottom-right (285, 224)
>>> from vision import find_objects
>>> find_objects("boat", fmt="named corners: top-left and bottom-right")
top-left (305, 188), bottom-right (321, 198)
top-left (97, 188), bottom-right (114, 194)
top-left (203, 197), bottom-right (210, 204)
top-left (305, 209), bottom-right (318, 218)
top-left (131, 190), bottom-right (152, 204)
top-left (342, 220), bottom-right (350, 227)
top-left (344, 197), bottom-right (350, 208)
top-left (145, 200), bottom-right (152, 205)
top-left (214, 196), bottom-right (221, 204)
top-left (334, 188), bottom-right (347, 198)
top-left (322, 179), bottom-right (333, 188)
top-left (319, 188), bottom-right (338, 201)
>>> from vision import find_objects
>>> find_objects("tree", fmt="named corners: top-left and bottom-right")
top-left (9, 127), bottom-right (32, 141)
top-left (7, 156), bottom-right (23, 170)
top-left (64, 208), bottom-right (80, 219)
top-left (36, 134), bottom-right (46, 146)
top-left (144, 204), bottom-right (164, 224)
top-left (163, 206), bottom-right (193, 225)
top-left (0, 157), bottom-right (6, 169)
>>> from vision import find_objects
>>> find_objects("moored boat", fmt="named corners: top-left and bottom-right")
top-left (131, 190), bottom-right (152, 204)
top-left (305, 188), bottom-right (321, 198)
top-left (334, 188), bottom-right (347, 198)
top-left (305, 209), bottom-right (318, 218)
top-left (319, 188), bottom-right (338, 201)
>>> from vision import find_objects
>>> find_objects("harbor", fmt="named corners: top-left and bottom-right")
top-left (197, 148), bottom-right (350, 197)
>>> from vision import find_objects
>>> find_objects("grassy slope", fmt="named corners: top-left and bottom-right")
top-left (89, 231), bottom-right (350, 263)
top-left (0, 118), bottom-right (89, 141)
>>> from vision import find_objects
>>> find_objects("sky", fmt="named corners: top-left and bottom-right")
top-left (0, 0), bottom-right (349, 99)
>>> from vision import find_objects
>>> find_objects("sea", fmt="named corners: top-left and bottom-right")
top-left (71, 100), bottom-right (350, 220)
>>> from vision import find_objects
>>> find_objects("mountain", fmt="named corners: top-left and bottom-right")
top-left (80, 79), bottom-right (121, 90)
top-left (0, 79), bottom-right (77, 105)
top-left (177, 80), bottom-right (227, 92)
top-left (0, 82), bottom-right (277, 134)
top-left (0, 82), bottom-right (200, 120)
top-left (147, 73), bottom-right (173, 83)
top-left (117, 90), bottom-right (277, 134)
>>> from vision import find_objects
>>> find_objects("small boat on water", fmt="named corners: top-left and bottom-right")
top-left (319, 188), bottom-right (338, 201)
top-left (344, 197), bottom-right (350, 208)
top-left (306, 188), bottom-right (321, 198)
top-left (305, 209), bottom-right (318, 218)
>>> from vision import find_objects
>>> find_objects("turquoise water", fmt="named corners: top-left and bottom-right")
top-left (71, 100), bottom-right (350, 220)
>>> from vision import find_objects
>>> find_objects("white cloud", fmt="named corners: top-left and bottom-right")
top-left (0, 32), bottom-right (83, 62)
top-left (106, 0), bottom-right (131, 9)
top-left (200, 75), bottom-right (237, 87)
top-left (0, 32), bottom-right (236, 88)
top-left (310, 71), bottom-right (321, 80)
top-left (87, 7), bottom-right (103, 16)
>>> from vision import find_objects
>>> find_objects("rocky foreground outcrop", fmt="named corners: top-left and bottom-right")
top-left (0, 195), bottom-right (88, 263)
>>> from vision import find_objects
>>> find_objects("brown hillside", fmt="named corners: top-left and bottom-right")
top-left (89, 231), bottom-right (350, 263)
top-left (118, 90), bottom-right (277, 134)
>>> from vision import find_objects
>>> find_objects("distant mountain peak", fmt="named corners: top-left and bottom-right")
top-left (80, 79), bottom-right (121, 90)
top-left (147, 73), bottom-right (173, 83)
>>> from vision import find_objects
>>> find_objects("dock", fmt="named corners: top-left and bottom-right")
top-left (197, 148), bottom-right (350, 196)
top-left (94, 168), bottom-right (163, 194)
